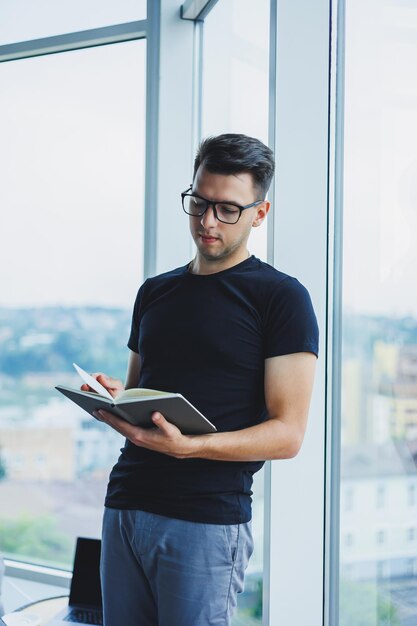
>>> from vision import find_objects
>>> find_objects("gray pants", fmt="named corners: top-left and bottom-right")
top-left (101, 508), bottom-right (253, 626)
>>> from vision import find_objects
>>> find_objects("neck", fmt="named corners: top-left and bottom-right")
top-left (189, 249), bottom-right (251, 275)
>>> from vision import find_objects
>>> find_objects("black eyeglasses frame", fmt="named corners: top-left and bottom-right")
top-left (181, 186), bottom-right (264, 224)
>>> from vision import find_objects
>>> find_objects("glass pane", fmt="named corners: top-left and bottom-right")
top-left (0, 0), bottom-right (146, 45)
top-left (202, 0), bottom-right (270, 264)
top-left (340, 2), bottom-right (417, 624)
top-left (0, 40), bottom-right (145, 568)
top-left (202, 4), bottom-right (270, 623)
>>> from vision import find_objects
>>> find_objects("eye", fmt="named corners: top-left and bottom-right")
top-left (217, 204), bottom-right (239, 215)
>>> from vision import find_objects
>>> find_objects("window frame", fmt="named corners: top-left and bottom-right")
top-left (266, 1), bottom-right (335, 624)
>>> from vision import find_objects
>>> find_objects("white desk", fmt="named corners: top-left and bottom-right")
top-left (6, 596), bottom-right (68, 625)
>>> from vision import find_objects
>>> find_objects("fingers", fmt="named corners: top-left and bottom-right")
top-left (80, 372), bottom-right (107, 393)
top-left (95, 373), bottom-right (124, 391)
top-left (94, 410), bottom-right (145, 441)
top-left (93, 410), bottom-right (185, 458)
top-left (80, 372), bottom-right (123, 397)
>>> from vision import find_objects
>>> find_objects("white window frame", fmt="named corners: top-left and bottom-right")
top-left (265, 1), bottom-right (338, 624)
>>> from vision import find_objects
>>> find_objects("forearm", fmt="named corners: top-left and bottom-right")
top-left (186, 418), bottom-right (302, 462)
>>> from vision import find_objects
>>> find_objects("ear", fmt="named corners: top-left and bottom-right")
top-left (252, 201), bottom-right (270, 228)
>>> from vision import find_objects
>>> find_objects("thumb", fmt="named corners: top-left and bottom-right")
top-left (152, 412), bottom-right (175, 434)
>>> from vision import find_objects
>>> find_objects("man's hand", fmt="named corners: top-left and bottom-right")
top-left (81, 373), bottom-right (124, 399)
top-left (92, 410), bottom-right (202, 459)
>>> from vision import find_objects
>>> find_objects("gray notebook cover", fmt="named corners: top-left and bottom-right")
top-left (55, 386), bottom-right (217, 435)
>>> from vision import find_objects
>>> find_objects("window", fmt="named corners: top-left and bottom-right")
top-left (344, 487), bottom-right (354, 512)
top-left (376, 485), bottom-right (385, 509)
top-left (377, 560), bottom-right (390, 580)
top-left (408, 484), bottom-right (416, 506)
top-left (376, 530), bottom-right (385, 546)
top-left (0, 39), bottom-right (146, 568)
top-left (201, 2), bottom-right (270, 622)
top-left (0, 0), bottom-right (146, 45)
top-left (339, 2), bottom-right (417, 623)
top-left (202, 0), bottom-right (270, 264)
top-left (406, 559), bottom-right (417, 577)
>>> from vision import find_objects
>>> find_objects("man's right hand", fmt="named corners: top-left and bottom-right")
top-left (81, 373), bottom-right (124, 398)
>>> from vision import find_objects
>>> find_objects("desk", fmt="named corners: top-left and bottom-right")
top-left (16, 596), bottom-right (68, 624)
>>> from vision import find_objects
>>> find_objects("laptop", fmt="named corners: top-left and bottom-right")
top-left (47, 537), bottom-right (102, 625)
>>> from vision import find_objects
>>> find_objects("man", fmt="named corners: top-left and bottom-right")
top-left (86, 134), bottom-right (319, 626)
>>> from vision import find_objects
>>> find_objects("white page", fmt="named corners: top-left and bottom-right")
top-left (73, 362), bottom-right (114, 400)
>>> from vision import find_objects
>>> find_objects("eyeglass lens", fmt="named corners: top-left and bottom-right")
top-left (183, 195), bottom-right (241, 224)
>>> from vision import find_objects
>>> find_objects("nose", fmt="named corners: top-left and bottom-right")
top-left (200, 204), bottom-right (218, 229)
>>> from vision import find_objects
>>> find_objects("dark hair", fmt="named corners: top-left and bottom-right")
top-left (193, 133), bottom-right (275, 200)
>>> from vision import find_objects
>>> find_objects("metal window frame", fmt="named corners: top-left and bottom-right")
top-left (4, 559), bottom-right (71, 589)
top-left (0, 21), bottom-right (147, 63)
top-left (262, 1), bottom-right (278, 623)
top-left (146, 0), bottom-right (196, 277)
top-left (143, 0), bottom-right (160, 279)
top-left (180, 0), bottom-right (219, 21)
top-left (264, 0), bottom-right (338, 624)
top-left (325, 0), bottom-right (345, 623)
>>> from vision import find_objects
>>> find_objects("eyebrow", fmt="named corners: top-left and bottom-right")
top-left (191, 189), bottom-right (243, 206)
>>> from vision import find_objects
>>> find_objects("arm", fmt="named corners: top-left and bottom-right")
top-left (187, 351), bottom-right (317, 461)
top-left (95, 351), bottom-right (317, 461)
top-left (125, 350), bottom-right (141, 389)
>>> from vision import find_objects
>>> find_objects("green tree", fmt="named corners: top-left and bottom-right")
top-left (339, 579), bottom-right (400, 626)
top-left (0, 515), bottom-right (73, 567)
top-left (251, 578), bottom-right (262, 619)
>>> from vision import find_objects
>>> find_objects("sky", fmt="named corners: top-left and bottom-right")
top-left (0, 0), bottom-right (146, 45)
top-left (0, 0), bottom-right (270, 309)
top-left (1, 0), bottom-right (417, 316)
top-left (0, 40), bottom-right (146, 309)
top-left (342, 0), bottom-right (417, 317)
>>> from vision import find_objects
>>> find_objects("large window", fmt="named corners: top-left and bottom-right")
top-left (340, 1), bottom-right (417, 624)
top-left (202, 0), bottom-right (270, 265)
top-left (0, 0), bottom-right (146, 44)
top-left (202, 1), bottom-right (270, 623)
top-left (0, 39), bottom-right (146, 568)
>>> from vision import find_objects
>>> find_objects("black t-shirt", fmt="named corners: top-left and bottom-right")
top-left (104, 256), bottom-right (319, 523)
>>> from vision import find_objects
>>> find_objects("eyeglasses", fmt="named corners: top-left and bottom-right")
top-left (181, 186), bottom-right (264, 224)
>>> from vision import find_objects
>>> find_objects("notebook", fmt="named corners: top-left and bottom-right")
top-left (46, 537), bottom-right (102, 625)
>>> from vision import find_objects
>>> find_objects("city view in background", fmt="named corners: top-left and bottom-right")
top-left (1, 305), bottom-right (417, 623)
top-left (0, 306), bottom-right (130, 566)
top-left (339, 315), bottom-right (417, 626)
top-left (0, 305), bottom-right (264, 624)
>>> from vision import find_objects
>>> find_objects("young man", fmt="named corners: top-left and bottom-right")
top-left (87, 134), bottom-right (319, 626)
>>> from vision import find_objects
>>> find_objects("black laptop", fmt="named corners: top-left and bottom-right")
top-left (46, 537), bottom-right (102, 625)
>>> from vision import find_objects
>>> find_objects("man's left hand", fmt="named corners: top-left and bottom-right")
top-left (93, 409), bottom-right (202, 459)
